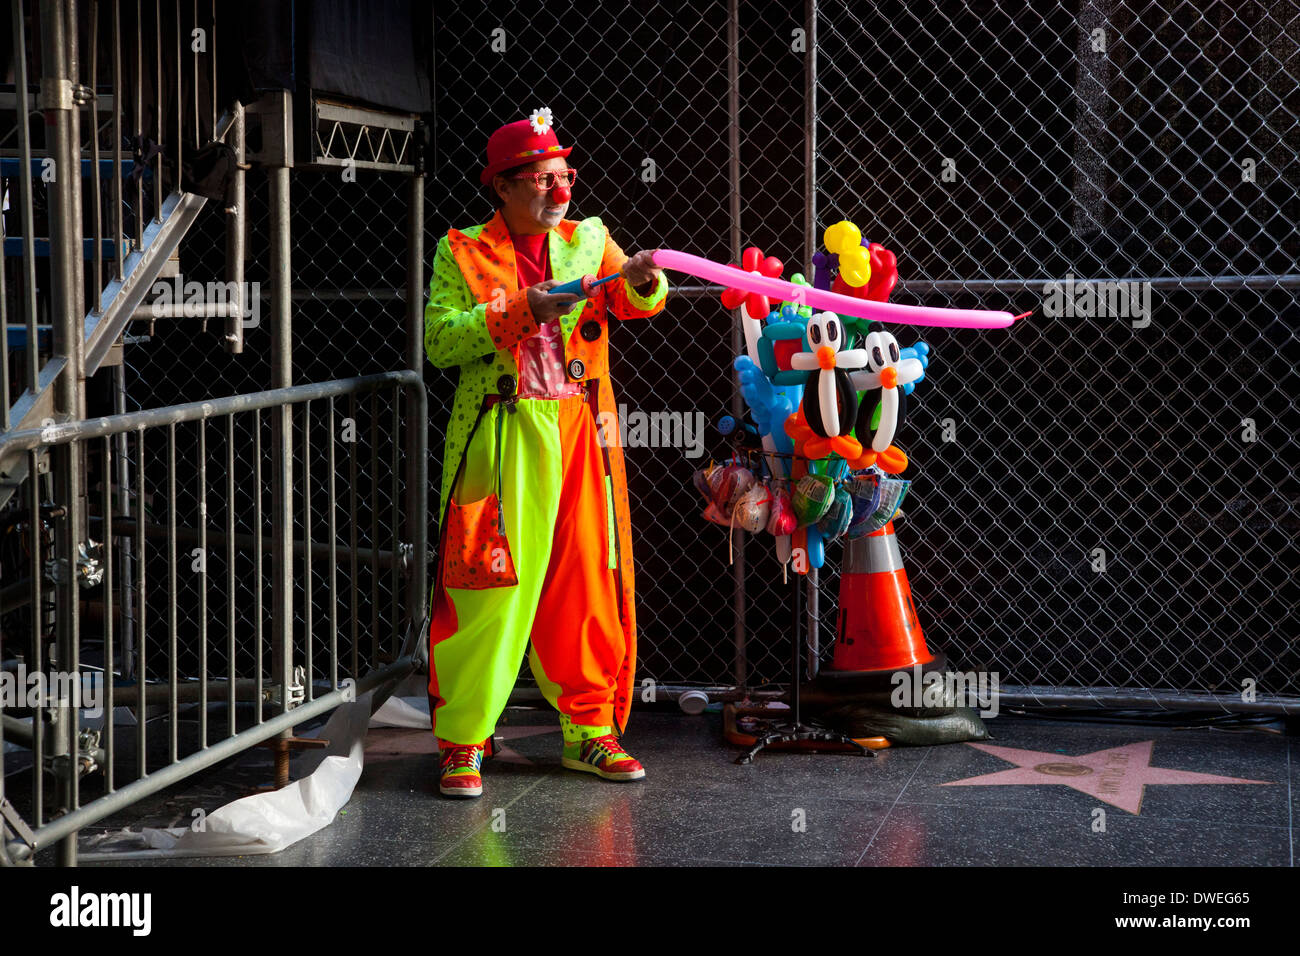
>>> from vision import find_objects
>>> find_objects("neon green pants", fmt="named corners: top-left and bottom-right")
top-left (427, 392), bottom-right (626, 744)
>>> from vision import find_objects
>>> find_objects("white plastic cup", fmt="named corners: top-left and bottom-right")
top-left (678, 690), bottom-right (710, 715)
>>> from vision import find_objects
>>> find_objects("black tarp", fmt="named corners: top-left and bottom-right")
top-left (307, 0), bottom-right (430, 112)
top-left (229, 0), bottom-right (430, 114)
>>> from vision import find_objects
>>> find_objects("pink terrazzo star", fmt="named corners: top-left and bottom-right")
top-left (942, 741), bottom-right (1272, 814)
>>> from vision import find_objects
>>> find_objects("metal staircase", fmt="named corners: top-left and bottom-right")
top-left (1, 0), bottom-right (244, 511)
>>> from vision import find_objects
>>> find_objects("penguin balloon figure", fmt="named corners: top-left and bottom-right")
top-left (849, 330), bottom-right (926, 474)
top-left (791, 311), bottom-right (868, 461)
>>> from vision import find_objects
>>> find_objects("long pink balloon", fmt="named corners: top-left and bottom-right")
top-left (652, 248), bottom-right (1016, 329)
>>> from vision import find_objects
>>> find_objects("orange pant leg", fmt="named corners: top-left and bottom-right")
top-left (527, 395), bottom-right (625, 728)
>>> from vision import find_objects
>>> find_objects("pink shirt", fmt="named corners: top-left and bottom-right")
top-left (512, 231), bottom-right (583, 400)
top-left (516, 318), bottom-right (582, 399)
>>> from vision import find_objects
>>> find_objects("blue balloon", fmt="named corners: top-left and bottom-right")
top-left (734, 354), bottom-right (801, 458)
top-left (805, 522), bottom-right (825, 569)
top-left (898, 341), bottom-right (932, 395)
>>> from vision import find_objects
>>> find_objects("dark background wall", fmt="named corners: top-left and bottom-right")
top-left (114, 0), bottom-right (1299, 702)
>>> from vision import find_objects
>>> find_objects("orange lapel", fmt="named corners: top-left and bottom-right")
top-left (446, 212), bottom-right (581, 302)
top-left (446, 210), bottom-right (519, 302)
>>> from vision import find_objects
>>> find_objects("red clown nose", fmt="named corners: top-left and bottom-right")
top-left (551, 183), bottom-right (572, 203)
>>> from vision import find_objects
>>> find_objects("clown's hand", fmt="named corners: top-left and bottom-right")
top-left (527, 280), bottom-right (581, 324)
top-left (621, 250), bottom-right (663, 292)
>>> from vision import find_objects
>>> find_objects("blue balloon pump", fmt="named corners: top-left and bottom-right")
top-left (548, 272), bottom-right (623, 300)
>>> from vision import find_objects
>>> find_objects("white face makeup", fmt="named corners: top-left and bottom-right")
top-left (531, 190), bottom-right (569, 228)
top-left (496, 157), bottom-right (571, 234)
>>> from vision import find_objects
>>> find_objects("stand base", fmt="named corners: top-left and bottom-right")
top-left (724, 702), bottom-right (888, 764)
top-left (736, 722), bottom-right (874, 765)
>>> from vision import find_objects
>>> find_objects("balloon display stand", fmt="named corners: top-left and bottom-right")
top-left (723, 701), bottom-right (890, 753)
top-left (692, 225), bottom-right (1008, 760)
top-left (729, 569), bottom-right (877, 765)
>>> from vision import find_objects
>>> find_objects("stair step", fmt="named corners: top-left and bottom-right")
top-left (0, 157), bottom-right (140, 179)
top-left (5, 324), bottom-right (54, 352)
top-left (157, 251), bottom-right (182, 279)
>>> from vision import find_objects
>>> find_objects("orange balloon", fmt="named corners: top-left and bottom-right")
top-left (877, 446), bottom-right (909, 474)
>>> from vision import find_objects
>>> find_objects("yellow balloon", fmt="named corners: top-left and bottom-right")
top-left (838, 244), bottom-right (871, 287)
top-left (822, 222), bottom-right (843, 252)
top-left (823, 220), bottom-right (861, 256)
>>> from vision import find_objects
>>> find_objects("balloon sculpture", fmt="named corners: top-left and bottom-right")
top-left (683, 219), bottom-right (1008, 575)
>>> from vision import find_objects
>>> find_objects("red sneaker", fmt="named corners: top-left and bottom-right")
top-left (561, 733), bottom-right (647, 781)
top-left (438, 741), bottom-right (485, 798)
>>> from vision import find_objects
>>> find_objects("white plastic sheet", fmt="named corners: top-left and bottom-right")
top-left (369, 694), bottom-right (432, 730)
top-left (81, 689), bottom-right (382, 861)
top-left (369, 673), bottom-right (435, 726)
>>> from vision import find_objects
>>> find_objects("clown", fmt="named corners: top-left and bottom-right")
top-left (423, 109), bottom-right (668, 797)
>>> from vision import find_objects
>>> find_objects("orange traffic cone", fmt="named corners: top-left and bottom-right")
top-left (829, 521), bottom-right (934, 674)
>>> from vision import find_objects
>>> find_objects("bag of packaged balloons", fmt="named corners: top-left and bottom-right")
top-left (732, 482), bottom-right (773, 534)
top-left (791, 473), bottom-right (835, 527)
top-left (692, 463), bottom-right (719, 503)
top-left (712, 462), bottom-right (755, 513)
top-left (701, 499), bottom-right (734, 527)
top-left (817, 485), bottom-right (853, 542)
top-left (850, 475), bottom-right (911, 536)
top-left (845, 474), bottom-right (883, 539)
top-left (766, 480), bottom-right (797, 536)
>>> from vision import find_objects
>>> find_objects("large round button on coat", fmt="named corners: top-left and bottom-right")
top-left (567, 358), bottom-right (586, 379)
top-left (580, 320), bottom-right (602, 342)
top-left (496, 374), bottom-right (516, 395)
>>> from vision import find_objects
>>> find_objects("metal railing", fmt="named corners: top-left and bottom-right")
top-left (0, 370), bottom-right (427, 865)
top-left (1, 1), bottom-right (431, 866)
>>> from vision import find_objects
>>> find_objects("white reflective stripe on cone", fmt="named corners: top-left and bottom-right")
top-left (844, 529), bottom-right (904, 574)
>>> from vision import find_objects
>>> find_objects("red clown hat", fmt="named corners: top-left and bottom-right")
top-left (479, 108), bottom-right (572, 186)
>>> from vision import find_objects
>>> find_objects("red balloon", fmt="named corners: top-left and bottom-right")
top-left (866, 243), bottom-right (898, 302)
top-left (745, 296), bottom-right (770, 320)
top-left (722, 247), bottom-right (784, 319)
top-left (719, 264), bottom-right (746, 310)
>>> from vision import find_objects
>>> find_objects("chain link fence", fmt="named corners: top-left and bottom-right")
top-left (811, 0), bottom-right (1299, 707)
top-left (118, 168), bottom-right (417, 689)
top-left (122, 0), bottom-right (1299, 708)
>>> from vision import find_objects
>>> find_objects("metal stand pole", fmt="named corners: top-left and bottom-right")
top-left (41, 0), bottom-right (86, 867)
top-left (267, 97), bottom-right (298, 785)
top-left (224, 101), bottom-right (246, 353)
top-left (726, 0), bottom-right (748, 698)
top-left (735, 566), bottom-right (871, 764)
top-left (398, 155), bottom-right (428, 669)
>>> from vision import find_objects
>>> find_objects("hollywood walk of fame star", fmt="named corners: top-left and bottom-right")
top-left (942, 740), bottom-right (1272, 814)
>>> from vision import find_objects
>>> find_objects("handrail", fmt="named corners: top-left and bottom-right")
top-left (0, 370), bottom-right (423, 454)
top-left (6, 655), bottom-right (416, 861)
